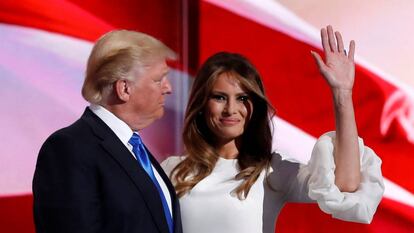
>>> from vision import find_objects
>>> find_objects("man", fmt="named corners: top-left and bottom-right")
top-left (33, 30), bottom-right (182, 233)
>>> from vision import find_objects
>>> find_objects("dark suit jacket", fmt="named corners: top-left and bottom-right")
top-left (33, 108), bottom-right (182, 233)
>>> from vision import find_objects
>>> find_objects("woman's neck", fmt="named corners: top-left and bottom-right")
top-left (216, 140), bottom-right (239, 159)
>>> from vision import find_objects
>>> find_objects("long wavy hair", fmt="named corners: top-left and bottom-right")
top-left (171, 52), bottom-right (275, 199)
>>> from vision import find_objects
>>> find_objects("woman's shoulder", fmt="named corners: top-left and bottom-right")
top-left (161, 155), bottom-right (186, 176)
top-left (269, 152), bottom-right (302, 176)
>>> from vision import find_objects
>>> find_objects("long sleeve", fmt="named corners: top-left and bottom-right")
top-left (301, 131), bottom-right (384, 223)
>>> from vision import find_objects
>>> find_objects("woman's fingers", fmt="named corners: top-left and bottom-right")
top-left (327, 25), bottom-right (338, 52)
top-left (322, 25), bottom-right (351, 57)
top-left (321, 28), bottom-right (330, 53)
top-left (311, 51), bottom-right (326, 72)
top-left (348, 40), bottom-right (356, 61)
top-left (335, 31), bottom-right (345, 54)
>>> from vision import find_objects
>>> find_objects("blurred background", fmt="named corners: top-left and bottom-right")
top-left (0, 0), bottom-right (413, 232)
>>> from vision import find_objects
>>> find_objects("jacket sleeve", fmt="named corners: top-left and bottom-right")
top-left (33, 132), bottom-right (102, 233)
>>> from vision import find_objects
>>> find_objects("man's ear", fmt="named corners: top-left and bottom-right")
top-left (114, 79), bottom-right (130, 102)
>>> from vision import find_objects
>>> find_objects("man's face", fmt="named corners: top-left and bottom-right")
top-left (127, 59), bottom-right (172, 128)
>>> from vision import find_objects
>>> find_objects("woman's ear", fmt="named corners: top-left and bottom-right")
top-left (114, 79), bottom-right (131, 102)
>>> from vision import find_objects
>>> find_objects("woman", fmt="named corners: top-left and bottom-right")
top-left (162, 26), bottom-right (384, 233)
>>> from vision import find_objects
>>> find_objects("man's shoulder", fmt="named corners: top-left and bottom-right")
top-left (48, 106), bottom-right (108, 139)
top-left (38, 115), bottom-right (103, 165)
top-left (47, 117), bottom-right (89, 140)
top-left (40, 111), bottom-right (100, 154)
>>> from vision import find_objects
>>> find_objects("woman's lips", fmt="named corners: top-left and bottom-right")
top-left (220, 118), bottom-right (240, 125)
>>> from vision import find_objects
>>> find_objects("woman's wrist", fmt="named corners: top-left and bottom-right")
top-left (332, 88), bottom-right (353, 108)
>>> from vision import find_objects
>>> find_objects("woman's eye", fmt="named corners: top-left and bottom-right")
top-left (238, 95), bottom-right (249, 102)
top-left (211, 95), bottom-right (226, 101)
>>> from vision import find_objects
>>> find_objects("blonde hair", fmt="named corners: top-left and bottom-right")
top-left (82, 29), bottom-right (176, 104)
top-left (172, 52), bottom-right (275, 199)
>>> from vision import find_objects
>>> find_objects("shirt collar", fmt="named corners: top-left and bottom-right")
top-left (89, 104), bottom-right (135, 147)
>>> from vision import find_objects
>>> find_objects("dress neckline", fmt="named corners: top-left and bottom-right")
top-left (218, 156), bottom-right (238, 161)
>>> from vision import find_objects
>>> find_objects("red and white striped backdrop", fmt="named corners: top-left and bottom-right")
top-left (0, 1), bottom-right (413, 232)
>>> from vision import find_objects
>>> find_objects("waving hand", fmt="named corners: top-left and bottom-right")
top-left (311, 25), bottom-right (356, 92)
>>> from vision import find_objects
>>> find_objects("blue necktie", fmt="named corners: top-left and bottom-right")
top-left (129, 133), bottom-right (173, 233)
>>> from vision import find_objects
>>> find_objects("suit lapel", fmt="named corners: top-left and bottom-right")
top-left (81, 108), bottom-right (170, 233)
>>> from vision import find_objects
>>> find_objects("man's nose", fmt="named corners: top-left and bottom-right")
top-left (162, 78), bottom-right (172, 94)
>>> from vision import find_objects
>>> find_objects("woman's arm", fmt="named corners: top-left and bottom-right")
top-left (311, 25), bottom-right (361, 192)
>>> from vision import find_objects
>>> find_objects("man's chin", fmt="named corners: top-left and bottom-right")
top-left (155, 108), bottom-right (165, 119)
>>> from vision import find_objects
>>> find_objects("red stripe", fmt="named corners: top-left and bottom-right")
top-left (0, 195), bottom-right (34, 233)
top-left (0, 0), bottom-right (183, 52)
top-left (0, 0), bottom-right (111, 41)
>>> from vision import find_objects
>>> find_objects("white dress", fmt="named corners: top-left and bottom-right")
top-left (161, 132), bottom-right (384, 233)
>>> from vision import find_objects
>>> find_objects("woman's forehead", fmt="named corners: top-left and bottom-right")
top-left (212, 72), bottom-right (247, 91)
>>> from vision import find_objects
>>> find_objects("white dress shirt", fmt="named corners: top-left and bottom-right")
top-left (89, 104), bottom-right (172, 217)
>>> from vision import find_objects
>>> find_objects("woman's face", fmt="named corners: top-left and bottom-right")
top-left (204, 72), bottom-right (253, 144)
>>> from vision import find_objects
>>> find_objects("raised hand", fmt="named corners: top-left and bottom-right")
top-left (312, 25), bottom-right (361, 193)
top-left (311, 25), bottom-right (355, 93)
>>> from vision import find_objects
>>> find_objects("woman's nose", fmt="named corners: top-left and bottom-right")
top-left (224, 98), bottom-right (236, 115)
